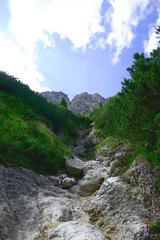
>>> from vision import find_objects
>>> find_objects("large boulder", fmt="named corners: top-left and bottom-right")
top-left (71, 161), bottom-right (109, 196)
top-left (65, 157), bottom-right (85, 177)
top-left (62, 177), bottom-right (76, 189)
top-left (46, 221), bottom-right (106, 240)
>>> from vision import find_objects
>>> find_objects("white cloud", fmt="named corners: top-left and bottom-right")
top-left (103, 0), bottom-right (152, 64)
top-left (9, 0), bottom-right (104, 53)
top-left (0, 32), bottom-right (49, 92)
top-left (144, 13), bottom-right (160, 54)
top-left (4, 0), bottom-right (104, 91)
top-left (3, 0), bottom-right (158, 94)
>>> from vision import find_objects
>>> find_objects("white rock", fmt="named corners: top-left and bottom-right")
top-left (65, 157), bottom-right (85, 177)
top-left (46, 221), bottom-right (106, 240)
top-left (62, 177), bottom-right (76, 188)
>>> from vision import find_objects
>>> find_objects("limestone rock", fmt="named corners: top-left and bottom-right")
top-left (0, 166), bottom-right (84, 240)
top-left (73, 124), bottom-right (100, 159)
top-left (95, 140), bottom-right (131, 176)
top-left (62, 177), bottom-right (76, 189)
top-left (46, 221), bottom-right (106, 240)
top-left (71, 161), bottom-right (109, 196)
top-left (69, 92), bottom-right (109, 114)
top-left (125, 156), bottom-right (160, 217)
top-left (0, 127), bottom-right (160, 240)
top-left (65, 157), bottom-right (85, 177)
top-left (89, 177), bottom-right (150, 240)
top-left (41, 91), bottom-right (110, 114)
top-left (41, 91), bottom-right (71, 105)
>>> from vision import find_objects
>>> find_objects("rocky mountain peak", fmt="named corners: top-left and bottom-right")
top-left (41, 91), bottom-right (110, 114)
top-left (70, 92), bottom-right (107, 114)
top-left (41, 91), bottom-right (71, 105)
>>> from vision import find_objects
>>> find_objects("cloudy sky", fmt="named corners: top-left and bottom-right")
top-left (0, 0), bottom-right (160, 99)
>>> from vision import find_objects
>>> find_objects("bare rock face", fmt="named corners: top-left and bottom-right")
top-left (73, 124), bottom-right (101, 159)
top-left (95, 139), bottom-right (132, 176)
top-left (41, 91), bottom-right (71, 105)
top-left (69, 92), bottom-right (109, 114)
top-left (41, 91), bottom-right (109, 114)
top-left (88, 176), bottom-right (150, 240)
top-left (0, 166), bottom-right (79, 240)
top-left (0, 165), bottom-right (105, 240)
top-left (62, 177), bottom-right (76, 189)
top-left (124, 156), bottom-right (160, 217)
top-left (65, 157), bottom-right (85, 177)
top-left (70, 161), bottom-right (109, 197)
top-left (46, 221), bottom-right (106, 240)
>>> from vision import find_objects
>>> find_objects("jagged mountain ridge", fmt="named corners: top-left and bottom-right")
top-left (41, 91), bottom-right (110, 114)
top-left (41, 91), bottom-right (71, 106)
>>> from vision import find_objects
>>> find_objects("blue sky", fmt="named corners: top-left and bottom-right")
top-left (0, 0), bottom-right (160, 99)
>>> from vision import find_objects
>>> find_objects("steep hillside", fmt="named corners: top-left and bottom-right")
top-left (91, 47), bottom-right (160, 191)
top-left (0, 72), bottom-right (91, 174)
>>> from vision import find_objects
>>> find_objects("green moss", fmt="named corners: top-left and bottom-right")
top-left (149, 220), bottom-right (160, 237)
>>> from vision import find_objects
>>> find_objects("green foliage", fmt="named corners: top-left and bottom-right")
top-left (87, 136), bottom-right (125, 160)
top-left (0, 91), bottom-right (73, 174)
top-left (150, 220), bottom-right (160, 234)
top-left (0, 71), bottom-right (91, 141)
top-left (91, 47), bottom-right (160, 175)
top-left (59, 97), bottom-right (68, 108)
top-left (0, 72), bottom-right (91, 174)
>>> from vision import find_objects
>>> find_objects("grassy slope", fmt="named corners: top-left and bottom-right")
top-left (0, 72), bottom-right (91, 174)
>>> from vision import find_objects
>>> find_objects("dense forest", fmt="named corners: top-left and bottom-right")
top-left (0, 72), bottom-right (91, 174)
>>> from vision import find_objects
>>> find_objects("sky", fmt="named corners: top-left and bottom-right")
top-left (0, 0), bottom-right (160, 100)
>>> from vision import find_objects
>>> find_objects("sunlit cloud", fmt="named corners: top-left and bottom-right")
top-left (9, 0), bottom-right (104, 53)
top-left (102, 0), bottom-right (153, 64)
top-left (1, 0), bottom-right (159, 95)
top-left (0, 32), bottom-right (49, 92)
top-left (4, 0), bottom-right (104, 91)
top-left (144, 13), bottom-right (160, 54)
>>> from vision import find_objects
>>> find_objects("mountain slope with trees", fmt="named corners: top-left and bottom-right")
top-left (91, 45), bottom-right (160, 190)
top-left (0, 72), bottom-right (91, 174)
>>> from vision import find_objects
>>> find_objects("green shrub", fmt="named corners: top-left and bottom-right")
top-left (90, 47), bottom-right (160, 185)
top-left (0, 72), bottom-right (91, 174)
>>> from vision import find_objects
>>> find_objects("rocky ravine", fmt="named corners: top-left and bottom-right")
top-left (41, 91), bottom-right (109, 114)
top-left (0, 127), bottom-right (160, 240)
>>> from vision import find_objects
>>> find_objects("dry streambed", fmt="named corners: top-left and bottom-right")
top-left (0, 130), bottom-right (160, 240)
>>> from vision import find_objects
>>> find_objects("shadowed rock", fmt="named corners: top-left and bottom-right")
top-left (65, 157), bottom-right (85, 177)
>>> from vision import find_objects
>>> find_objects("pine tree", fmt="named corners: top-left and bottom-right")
top-left (59, 97), bottom-right (68, 108)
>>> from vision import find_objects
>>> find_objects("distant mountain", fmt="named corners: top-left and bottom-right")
top-left (69, 92), bottom-right (109, 114)
top-left (41, 91), bottom-right (110, 114)
top-left (41, 91), bottom-right (71, 105)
